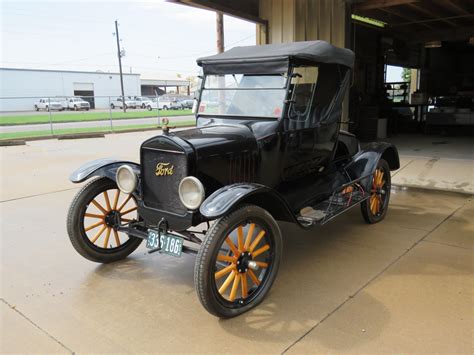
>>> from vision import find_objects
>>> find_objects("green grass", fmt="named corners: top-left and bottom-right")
top-left (0, 109), bottom-right (193, 126)
top-left (0, 120), bottom-right (196, 140)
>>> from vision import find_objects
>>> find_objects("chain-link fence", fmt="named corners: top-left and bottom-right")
top-left (0, 95), bottom-right (196, 140)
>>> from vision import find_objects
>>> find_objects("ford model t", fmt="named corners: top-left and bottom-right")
top-left (67, 41), bottom-right (399, 318)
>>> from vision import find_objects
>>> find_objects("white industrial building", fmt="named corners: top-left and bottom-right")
top-left (0, 68), bottom-right (141, 111)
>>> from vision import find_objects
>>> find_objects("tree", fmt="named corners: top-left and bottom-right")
top-left (401, 68), bottom-right (411, 82)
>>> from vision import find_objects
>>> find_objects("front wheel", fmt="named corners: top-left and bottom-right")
top-left (110, 104), bottom-right (115, 109)
top-left (67, 177), bottom-right (142, 263)
top-left (194, 205), bottom-right (282, 318)
top-left (361, 159), bottom-right (391, 224)
top-left (147, 105), bottom-right (152, 111)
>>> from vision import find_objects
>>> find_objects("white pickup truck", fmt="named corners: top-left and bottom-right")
top-left (34, 98), bottom-right (64, 111)
top-left (110, 97), bottom-right (137, 109)
top-left (134, 96), bottom-right (153, 109)
top-left (65, 97), bottom-right (90, 111)
top-left (145, 97), bottom-right (178, 111)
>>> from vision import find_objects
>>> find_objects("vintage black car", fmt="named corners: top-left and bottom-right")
top-left (67, 41), bottom-right (399, 318)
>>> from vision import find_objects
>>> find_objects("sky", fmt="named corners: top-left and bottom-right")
top-left (0, 0), bottom-right (257, 79)
top-left (386, 65), bottom-right (404, 83)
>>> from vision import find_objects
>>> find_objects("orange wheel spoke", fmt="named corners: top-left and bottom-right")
top-left (215, 264), bottom-right (234, 280)
top-left (84, 213), bottom-right (104, 219)
top-left (84, 220), bottom-right (104, 232)
top-left (113, 229), bottom-right (121, 247)
top-left (90, 224), bottom-right (107, 244)
top-left (103, 227), bottom-right (111, 248)
top-left (91, 199), bottom-right (107, 214)
top-left (248, 269), bottom-right (260, 286)
top-left (217, 254), bottom-right (236, 263)
top-left (252, 244), bottom-right (270, 258)
top-left (237, 225), bottom-right (244, 251)
top-left (241, 273), bottom-right (248, 298)
top-left (244, 223), bottom-right (255, 251)
top-left (112, 190), bottom-right (120, 210)
top-left (103, 191), bottom-right (111, 211)
top-left (121, 206), bottom-right (137, 216)
top-left (255, 261), bottom-right (268, 268)
top-left (249, 230), bottom-right (266, 253)
top-left (225, 237), bottom-right (239, 256)
top-left (117, 195), bottom-right (132, 212)
top-left (229, 274), bottom-right (241, 302)
top-left (218, 270), bottom-right (236, 294)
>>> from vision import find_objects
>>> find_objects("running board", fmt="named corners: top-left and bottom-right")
top-left (297, 174), bottom-right (372, 227)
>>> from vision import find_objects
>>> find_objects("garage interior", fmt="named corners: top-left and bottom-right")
top-left (170, 0), bottom-right (474, 147)
top-left (350, 0), bottom-right (474, 141)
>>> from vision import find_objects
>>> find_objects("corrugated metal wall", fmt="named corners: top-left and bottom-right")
top-left (257, 0), bottom-right (350, 123)
top-left (257, 0), bottom-right (347, 47)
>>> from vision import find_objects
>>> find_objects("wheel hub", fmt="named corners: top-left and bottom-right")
top-left (236, 252), bottom-right (252, 273)
top-left (104, 210), bottom-right (120, 228)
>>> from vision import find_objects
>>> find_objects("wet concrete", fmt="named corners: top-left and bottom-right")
top-left (1, 133), bottom-right (473, 353)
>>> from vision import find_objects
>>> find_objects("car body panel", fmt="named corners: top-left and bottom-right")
top-left (69, 158), bottom-right (140, 184)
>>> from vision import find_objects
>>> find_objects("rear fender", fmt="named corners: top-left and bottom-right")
top-left (200, 183), bottom-right (297, 223)
top-left (69, 158), bottom-right (140, 183)
top-left (344, 142), bottom-right (399, 189)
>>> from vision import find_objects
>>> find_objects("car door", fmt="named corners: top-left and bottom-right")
top-left (281, 66), bottom-right (318, 180)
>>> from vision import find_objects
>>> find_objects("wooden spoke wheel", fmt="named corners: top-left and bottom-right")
top-left (67, 177), bottom-right (142, 263)
top-left (361, 159), bottom-right (391, 224)
top-left (195, 205), bottom-right (282, 318)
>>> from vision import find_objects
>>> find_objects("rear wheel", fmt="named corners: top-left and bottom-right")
top-left (195, 205), bottom-right (282, 318)
top-left (361, 159), bottom-right (391, 224)
top-left (147, 105), bottom-right (152, 111)
top-left (67, 177), bottom-right (142, 263)
top-left (110, 103), bottom-right (115, 109)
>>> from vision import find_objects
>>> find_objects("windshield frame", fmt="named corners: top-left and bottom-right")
top-left (196, 72), bottom-right (291, 120)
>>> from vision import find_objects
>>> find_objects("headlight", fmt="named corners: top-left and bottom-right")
top-left (116, 165), bottom-right (137, 194)
top-left (179, 176), bottom-right (205, 210)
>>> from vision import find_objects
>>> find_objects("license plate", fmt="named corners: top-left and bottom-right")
top-left (146, 230), bottom-right (183, 257)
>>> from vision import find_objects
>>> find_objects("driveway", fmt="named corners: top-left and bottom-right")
top-left (1, 132), bottom-right (472, 353)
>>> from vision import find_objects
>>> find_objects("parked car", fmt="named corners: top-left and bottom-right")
top-left (34, 98), bottom-right (64, 111)
top-left (134, 96), bottom-right (153, 109)
top-left (67, 41), bottom-right (399, 318)
top-left (110, 97), bottom-right (137, 109)
top-left (145, 97), bottom-right (173, 111)
top-left (181, 99), bottom-right (194, 109)
top-left (66, 97), bottom-right (90, 111)
top-left (169, 100), bottom-right (184, 110)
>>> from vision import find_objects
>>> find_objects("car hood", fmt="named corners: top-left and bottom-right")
top-left (172, 124), bottom-right (257, 160)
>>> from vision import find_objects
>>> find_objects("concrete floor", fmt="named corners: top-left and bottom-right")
top-left (1, 131), bottom-right (473, 353)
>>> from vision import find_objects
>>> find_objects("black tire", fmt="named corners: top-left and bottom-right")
top-left (361, 159), bottom-right (391, 224)
top-left (74, 105), bottom-right (78, 111)
top-left (46, 106), bottom-right (49, 112)
top-left (34, 105), bottom-right (39, 111)
top-left (86, 108), bottom-right (90, 111)
top-left (110, 103), bottom-right (115, 109)
top-left (194, 204), bottom-right (282, 318)
top-left (147, 105), bottom-right (152, 111)
top-left (67, 177), bottom-right (142, 263)
top-left (163, 105), bottom-right (168, 110)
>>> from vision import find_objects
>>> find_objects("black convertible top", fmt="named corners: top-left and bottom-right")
top-left (197, 40), bottom-right (354, 74)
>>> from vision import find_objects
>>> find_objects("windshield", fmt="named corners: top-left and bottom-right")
top-left (199, 74), bottom-right (287, 118)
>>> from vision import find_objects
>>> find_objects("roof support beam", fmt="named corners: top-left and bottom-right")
top-left (354, 0), bottom-right (419, 11)
top-left (434, 0), bottom-right (470, 15)
top-left (407, 3), bottom-right (458, 26)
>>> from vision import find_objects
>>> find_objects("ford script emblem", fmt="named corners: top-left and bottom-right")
top-left (155, 162), bottom-right (174, 176)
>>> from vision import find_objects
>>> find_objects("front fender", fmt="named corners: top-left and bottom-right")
top-left (69, 158), bottom-right (140, 183)
top-left (345, 142), bottom-right (399, 188)
top-left (200, 183), bottom-right (297, 223)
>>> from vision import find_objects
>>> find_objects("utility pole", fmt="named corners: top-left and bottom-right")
top-left (114, 20), bottom-right (126, 113)
top-left (216, 12), bottom-right (225, 114)
top-left (216, 12), bottom-right (224, 53)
